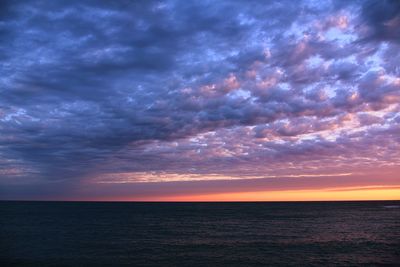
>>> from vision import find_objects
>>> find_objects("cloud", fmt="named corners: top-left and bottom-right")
top-left (0, 0), bottom-right (399, 199)
top-left (360, 0), bottom-right (400, 42)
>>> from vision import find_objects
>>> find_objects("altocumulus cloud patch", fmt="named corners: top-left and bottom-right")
top-left (0, 0), bottom-right (399, 199)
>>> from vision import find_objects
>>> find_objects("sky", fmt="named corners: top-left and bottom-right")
top-left (1, 0), bottom-right (400, 201)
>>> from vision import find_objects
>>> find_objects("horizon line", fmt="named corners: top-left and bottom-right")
top-left (1, 199), bottom-right (399, 203)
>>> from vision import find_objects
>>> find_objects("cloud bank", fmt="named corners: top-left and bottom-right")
top-left (1, 0), bottom-right (399, 200)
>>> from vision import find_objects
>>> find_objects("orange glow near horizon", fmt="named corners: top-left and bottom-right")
top-left (122, 187), bottom-right (400, 202)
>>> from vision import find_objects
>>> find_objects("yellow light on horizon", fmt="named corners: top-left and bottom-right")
top-left (130, 187), bottom-right (400, 202)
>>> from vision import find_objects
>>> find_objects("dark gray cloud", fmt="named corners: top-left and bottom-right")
top-left (360, 0), bottom-right (400, 42)
top-left (1, 0), bottom-right (399, 199)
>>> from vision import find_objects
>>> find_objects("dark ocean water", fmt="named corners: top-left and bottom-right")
top-left (1, 201), bottom-right (399, 267)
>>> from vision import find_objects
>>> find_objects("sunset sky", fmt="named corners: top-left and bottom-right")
top-left (1, 0), bottom-right (399, 201)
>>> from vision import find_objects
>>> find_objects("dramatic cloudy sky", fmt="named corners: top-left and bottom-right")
top-left (1, 0), bottom-right (400, 200)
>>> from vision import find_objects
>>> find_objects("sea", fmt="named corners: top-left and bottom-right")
top-left (1, 201), bottom-right (399, 266)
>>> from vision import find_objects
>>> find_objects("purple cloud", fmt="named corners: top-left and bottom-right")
top-left (0, 0), bottom-right (399, 200)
